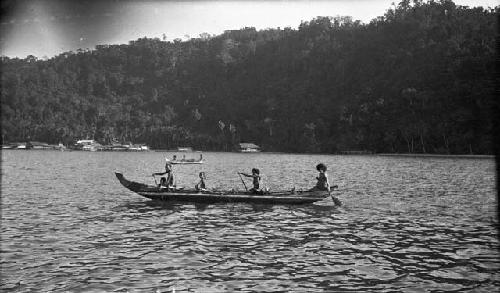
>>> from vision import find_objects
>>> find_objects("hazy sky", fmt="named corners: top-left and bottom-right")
top-left (1, 0), bottom-right (498, 58)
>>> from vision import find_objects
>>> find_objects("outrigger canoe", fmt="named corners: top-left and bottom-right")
top-left (115, 173), bottom-right (332, 205)
top-left (166, 159), bottom-right (203, 165)
top-left (166, 154), bottom-right (204, 164)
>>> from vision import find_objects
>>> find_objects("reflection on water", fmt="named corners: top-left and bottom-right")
top-left (1, 150), bottom-right (498, 292)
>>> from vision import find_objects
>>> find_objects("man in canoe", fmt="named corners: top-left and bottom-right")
top-left (239, 168), bottom-right (264, 195)
top-left (159, 177), bottom-right (168, 189)
top-left (153, 162), bottom-right (175, 190)
top-left (311, 163), bottom-right (330, 192)
top-left (310, 163), bottom-right (341, 205)
top-left (310, 163), bottom-right (338, 192)
top-left (195, 172), bottom-right (207, 191)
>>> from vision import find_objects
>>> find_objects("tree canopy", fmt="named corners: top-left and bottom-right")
top-left (1, 0), bottom-right (497, 154)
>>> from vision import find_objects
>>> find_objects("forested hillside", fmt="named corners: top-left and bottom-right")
top-left (1, 0), bottom-right (497, 154)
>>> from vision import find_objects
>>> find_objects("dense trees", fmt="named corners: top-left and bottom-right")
top-left (1, 0), bottom-right (497, 154)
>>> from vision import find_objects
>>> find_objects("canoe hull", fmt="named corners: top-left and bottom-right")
top-left (136, 191), bottom-right (325, 204)
top-left (170, 160), bottom-right (203, 165)
top-left (115, 173), bottom-right (330, 205)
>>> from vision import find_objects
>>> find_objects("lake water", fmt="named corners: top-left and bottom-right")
top-left (1, 150), bottom-right (498, 292)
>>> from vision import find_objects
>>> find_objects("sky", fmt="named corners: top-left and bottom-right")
top-left (1, 0), bottom-right (498, 58)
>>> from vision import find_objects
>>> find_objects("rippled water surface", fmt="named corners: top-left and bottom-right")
top-left (1, 150), bottom-right (498, 292)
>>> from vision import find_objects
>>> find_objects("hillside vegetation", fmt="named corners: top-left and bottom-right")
top-left (1, 0), bottom-right (497, 153)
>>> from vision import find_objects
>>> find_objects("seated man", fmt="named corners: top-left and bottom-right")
top-left (159, 177), bottom-right (168, 188)
top-left (195, 172), bottom-right (207, 191)
top-left (153, 163), bottom-right (175, 191)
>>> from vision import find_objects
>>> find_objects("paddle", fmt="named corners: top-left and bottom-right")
top-left (237, 173), bottom-right (248, 191)
top-left (329, 184), bottom-right (342, 206)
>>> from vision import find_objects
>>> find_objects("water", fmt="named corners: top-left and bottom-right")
top-left (1, 150), bottom-right (498, 292)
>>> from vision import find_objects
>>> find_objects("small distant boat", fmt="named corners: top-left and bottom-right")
top-left (168, 159), bottom-right (204, 165)
top-left (127, 144), bottom-right (150, 151)
top-left (166, 154), bottom-right (204, 165)
top-left (241, 148), bottom-right (260, 153)
top-left (115, 173), bottom-right (331, 205)
top-left (31, 141), bottom-right (55, 150)
top-left (16, 144), bottom-right (31, 150)
top-left (177, 147), bottom-right (193, 152)
top-left (169, 160), bottom-right (204, 165)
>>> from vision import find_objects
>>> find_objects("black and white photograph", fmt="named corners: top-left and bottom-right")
top-left (1, 0), bottom-right (498, 291)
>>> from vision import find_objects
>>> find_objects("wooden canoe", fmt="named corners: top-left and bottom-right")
top-left (115, 172), bottom-right (331, 204)
top-left (167, 159), bottom-right (204, 165)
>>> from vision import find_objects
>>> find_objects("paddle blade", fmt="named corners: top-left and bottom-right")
top-left (332, 196), bottom-right (342, 206)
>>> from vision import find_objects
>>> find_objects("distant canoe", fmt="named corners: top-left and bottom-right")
top-left (240, 149), bottom-right (260, 153)
top-left (167, 159), bottom-right (204, 165)
top-left (166, 154), bottom-right (204, 164)
top-left (177, 147), bottom-right (193, 152)
top-left (115, 173), bottom-right (330, 205)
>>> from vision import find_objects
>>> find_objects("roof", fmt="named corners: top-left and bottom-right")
top-left (239, 143), bottom-right (260, 149)
top-left (76, 139), bottom-right (95, 144)
top-left (29, 141), bottom-right (50, 146)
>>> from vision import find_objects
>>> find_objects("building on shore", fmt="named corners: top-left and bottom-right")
top-left (30, 141), bottom-right (54, 150)
top-left (124, 144), bottom-right (149, 151)
top-left (73, 140), bottom-right (101, 151)
top-left (2, 141), bottom-right (66, 150)
top-left (2, 142), bottom-right (32, 149)
top-left (239, 143), bottom-right (261, 152)
top-left (74, 140), bottom-right (149, 151)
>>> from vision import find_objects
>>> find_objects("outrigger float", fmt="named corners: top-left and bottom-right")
top-left (115, 173), bottom-right (334, 205)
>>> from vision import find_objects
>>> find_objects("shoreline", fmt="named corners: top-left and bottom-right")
top-left (376, 153), bottom-right (495, 159)
top-left (2, 148), bottom-right (495, 159)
